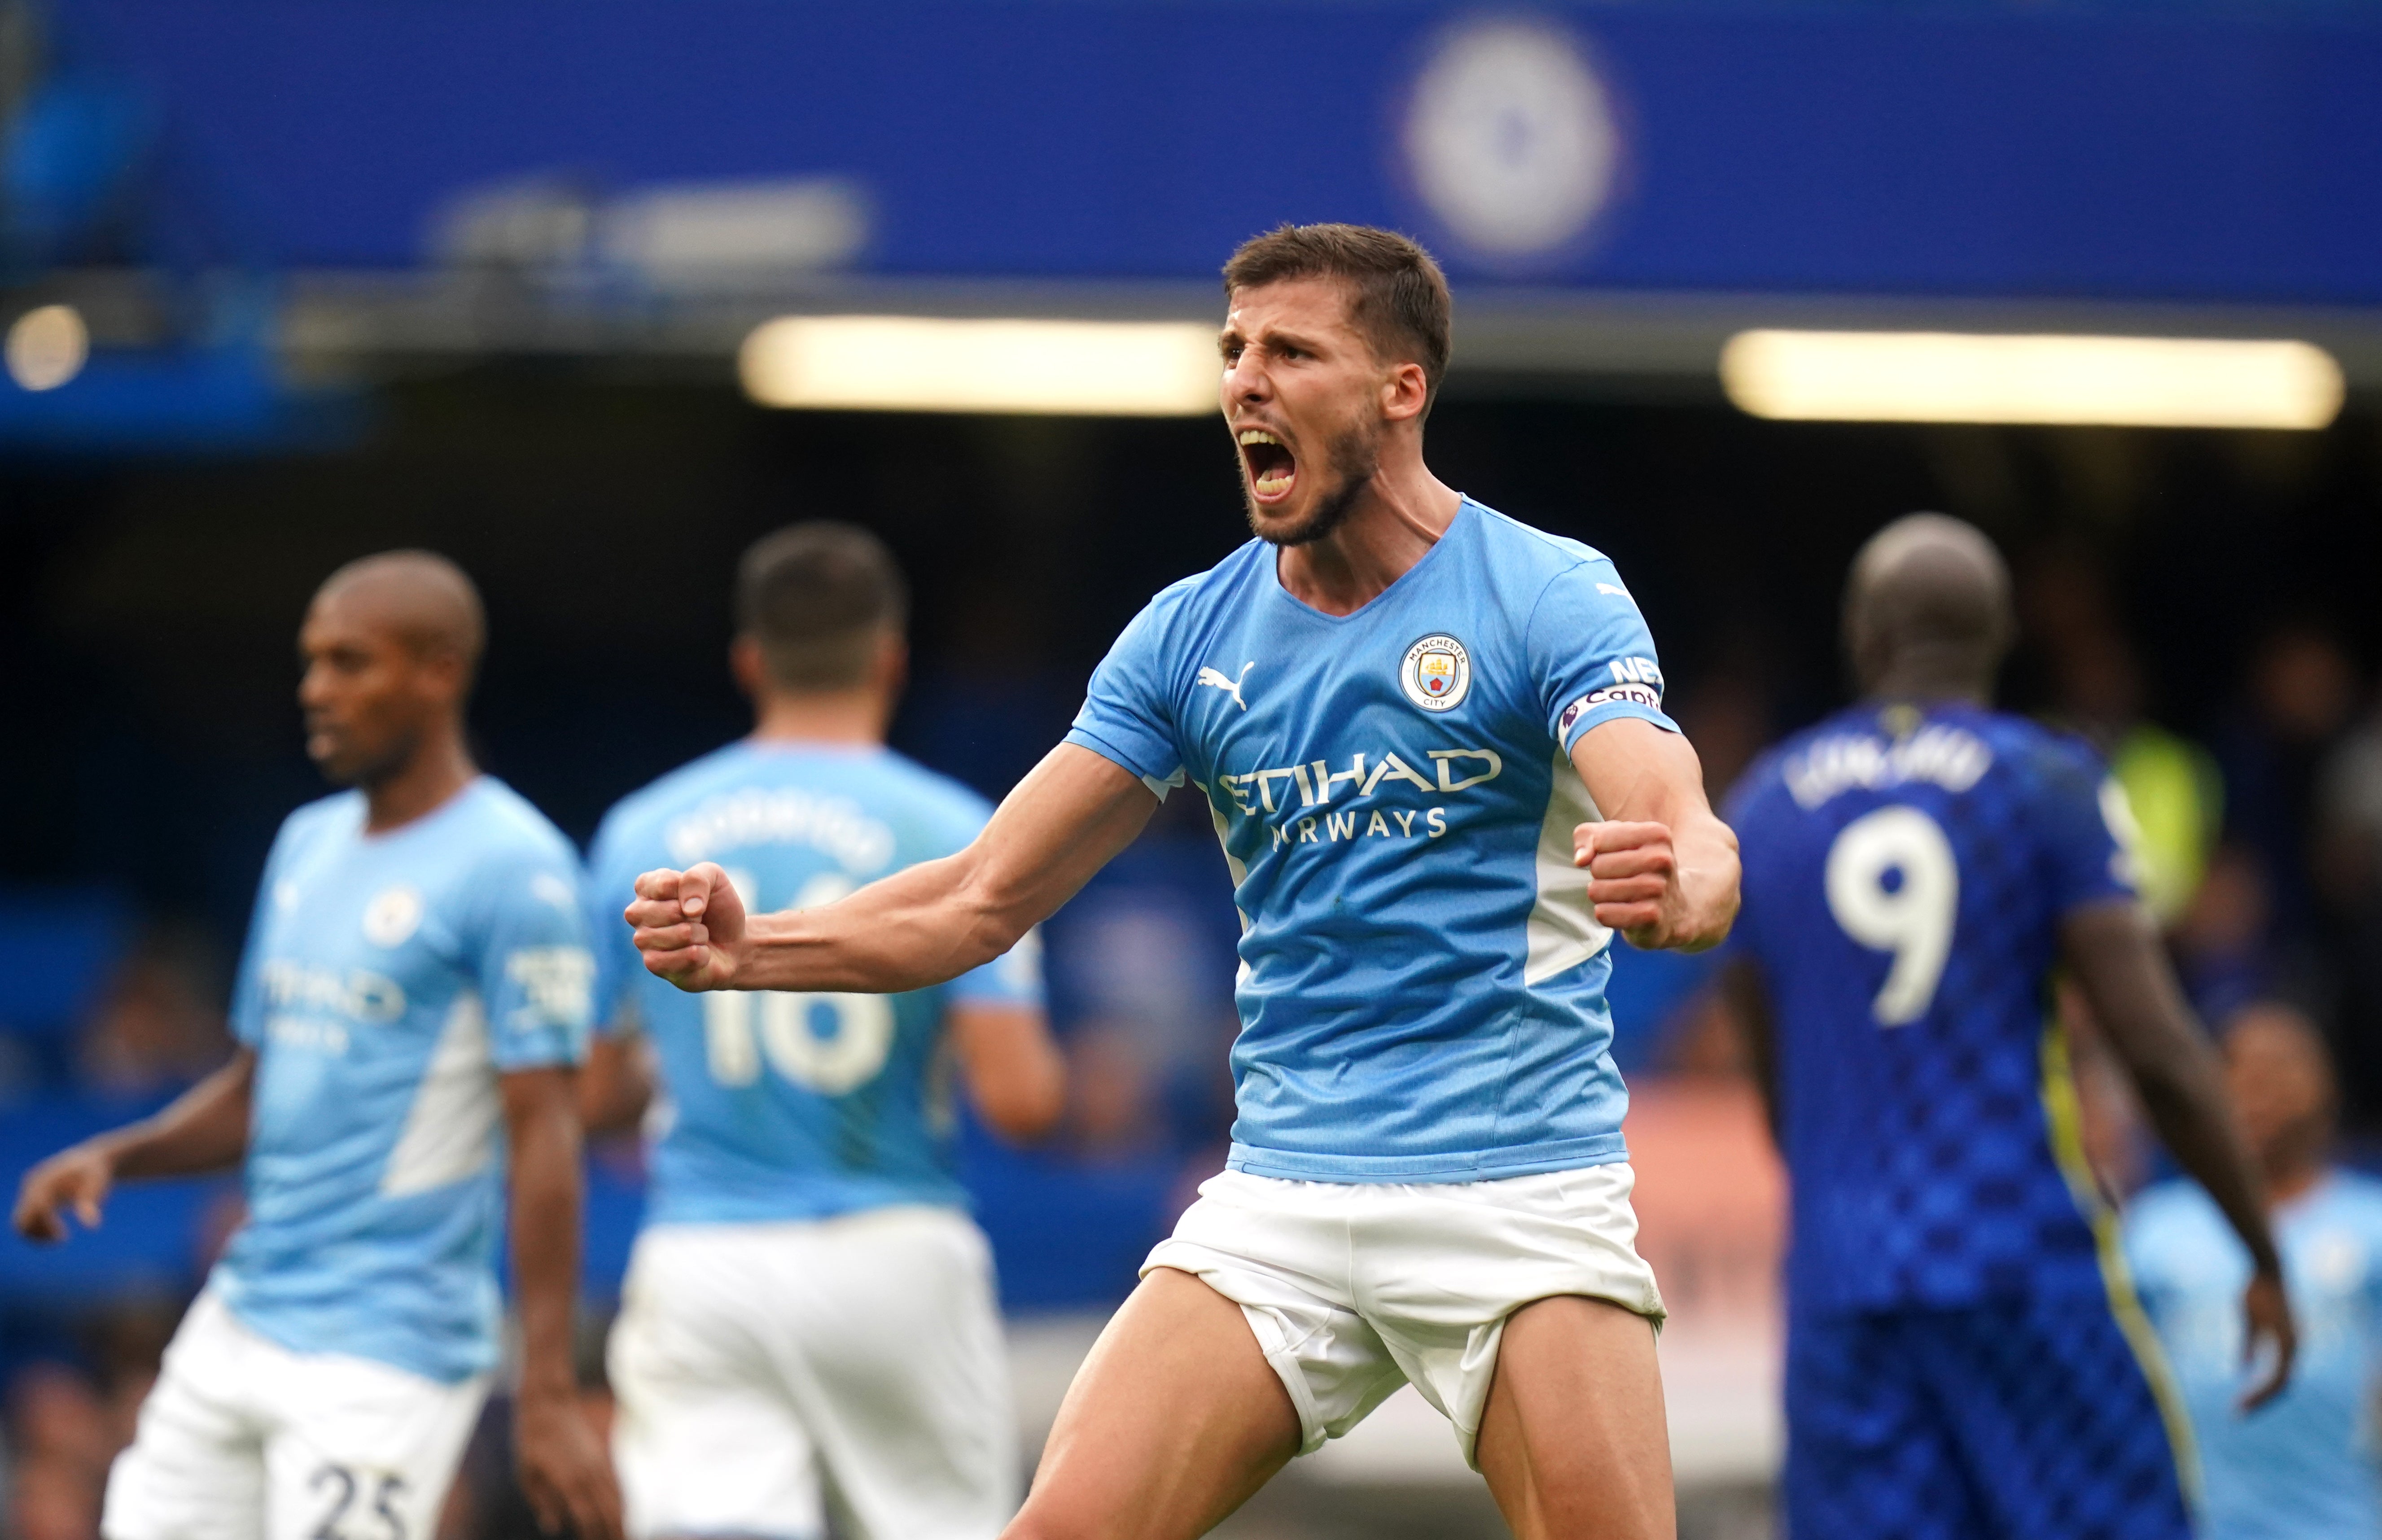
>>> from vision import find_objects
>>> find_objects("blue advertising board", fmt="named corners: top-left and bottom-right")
top-left (44, 0), bottom-right (2382, 305)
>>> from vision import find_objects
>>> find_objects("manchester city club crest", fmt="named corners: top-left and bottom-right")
top-left (1399, 633), bottom-right (1471, 712)
top-left (363, 884), bottom-right (425, 948)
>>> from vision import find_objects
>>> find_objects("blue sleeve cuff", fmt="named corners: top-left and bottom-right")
top-left (494, 1023), bottom-right (587, 1071)
top-left (1063, 724), bottom-right (1179, 788)
top-left (1558, 700), bottom-right (1680, 757)
top-left (948, 966), bottom-right (1043, 1010)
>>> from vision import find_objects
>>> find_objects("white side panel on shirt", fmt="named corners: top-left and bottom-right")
top-left (1203, 785), bottom-right (1255, 988)
top-left (1524, 752), bottom-right (1612, 986)
top-left (381, 990), bottom-right (501, 1196)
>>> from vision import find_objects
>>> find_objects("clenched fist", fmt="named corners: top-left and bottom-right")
top-left (626, 863), bottom-right (749, 991)
top-left (1575, 820), bottom-right (1702, 950)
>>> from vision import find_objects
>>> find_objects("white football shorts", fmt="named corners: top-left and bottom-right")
top-left (607, 1206), bottom-right (1016, 1540)
top-left (1145, 1161), bottom-right (1664, 1468)
top-left (103, 1287), bottom-right (491, 1540)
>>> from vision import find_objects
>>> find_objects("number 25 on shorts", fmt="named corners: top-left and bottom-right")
top-left (311, 1464), bottom-right (407, 1540)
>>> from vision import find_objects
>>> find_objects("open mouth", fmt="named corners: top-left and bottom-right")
top-left (1237, 428), bottom-right (1297, 502)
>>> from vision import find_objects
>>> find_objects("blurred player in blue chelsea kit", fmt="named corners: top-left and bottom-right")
top-left (581, 524), bottom-right (1064, 1540)
top-left (624, 225), bottom-right (1742, 1540)
top-left (1721, 515), bottom-right (2295, 1540)
top-left (12, 554), bottom-right (622, 1540)
top-left (2129, 1002), bottom-right (2382, 1540)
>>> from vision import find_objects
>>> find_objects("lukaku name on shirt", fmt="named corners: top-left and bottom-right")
top-left (1065, 497), bottom-right (1675, 1184)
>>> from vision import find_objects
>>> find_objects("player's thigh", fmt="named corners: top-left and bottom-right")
top-left (258, 1351), bottom-right (490, 1540)
top-left (762, 1212), bottom-right (1013, 1540)
top-left (609, 1232), bottom-right (821, 1540)
top-left (1472, 1295), bottom-right (1673, 1540)
top-left (103, 1294), bottom-right (269, 1540)
top-left (1926, 1295), bottom-right (2192, 1540)
top-left (1355, 1160), bottom-right (1662, 1471)
top-left (1005, 1267), bottom-right (1300, 1540)
top-left (1151, 1171), bottom-right (1412, 1456)
top-left (1783, 1312), bottom-right (1988, 1540)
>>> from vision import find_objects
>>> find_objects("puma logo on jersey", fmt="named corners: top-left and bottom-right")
top-left (1197, 661), bottom-right (1255, 710)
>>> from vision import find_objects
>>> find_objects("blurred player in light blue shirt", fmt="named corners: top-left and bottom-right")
top-left (2128, 1002), bottom-right (2382, 1540)
top-left (583, 523), bottom-right (1062, 1540)
top-left (11, 552), bottom-right (621, 1540)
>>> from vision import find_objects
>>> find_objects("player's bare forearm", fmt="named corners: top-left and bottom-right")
top-left (951, 1003), bottom-right (1068, 1142)
top-left (1718, 959), bottom-right (1780, 1141)
top-left (1569, 718), bottom-right (1741, 951)
top-left (630, 744), bottom-right (1157, 993)
top-left (578, 1031), bottom-right (653, 1138)
top-left (13, 1048), bottom-right (256, 1242)
top-left (502, 1065), bottom-right (625, 1540)
top-left (2062, 902), bottom-right (2280, 1270)
top-left (502, 1067), bottom-right (587, 1400)
top-left (2062, 899), bottom-right (2295, 1405)
top-left (734, 849), bottom-right (1017, 992)
top-left (108, 1047), bottom-right (257, 1179)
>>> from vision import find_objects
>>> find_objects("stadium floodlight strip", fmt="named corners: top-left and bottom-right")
top-left (1719, 329), bottom-right (2346, 429)
top-left (739, 315), bottom-right (1221, 416)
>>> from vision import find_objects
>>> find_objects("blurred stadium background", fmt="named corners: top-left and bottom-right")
top-left (5, 0), bottom-right (2382, 1535)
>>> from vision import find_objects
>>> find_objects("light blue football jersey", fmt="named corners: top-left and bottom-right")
top-left (217, 779), bottom-right (594, 1383)
top-left (1064, 498), bottom-right (1677, 1182)
top-left (2126, 1172), bottom-right (2382, 1540)
top-left (586, 741), bottom-right (1043, 1227)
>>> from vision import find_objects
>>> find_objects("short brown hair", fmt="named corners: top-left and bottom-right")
top-left (735, 522), bottom-right (907, 691)
top-left (1222, 223), bottom-right (1452, 405)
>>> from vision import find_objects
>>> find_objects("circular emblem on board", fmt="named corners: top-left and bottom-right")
top-left (363, 884), bottom-right (425, 948)
top-left (1400, 633), bottom-right (1472, 712)
top-left (1402, 16), bottom-right (1621, 262)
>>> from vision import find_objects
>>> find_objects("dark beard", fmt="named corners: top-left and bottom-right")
top-left (1244, 423), bottom-right (1379, 547)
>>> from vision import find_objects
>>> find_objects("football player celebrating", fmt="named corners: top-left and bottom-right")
top-left (629, 224), bottom-right (1738, 1540)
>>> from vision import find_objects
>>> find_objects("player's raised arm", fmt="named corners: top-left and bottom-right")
top-left (12, 1048), bottom-right (257, 1242)
top-left (1569, 716), bottom-right (1741, 953)
top-left (630, 741), bottom-right (1157, 994)
top-left (2062, 898), bottom-right (2298, 1409)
